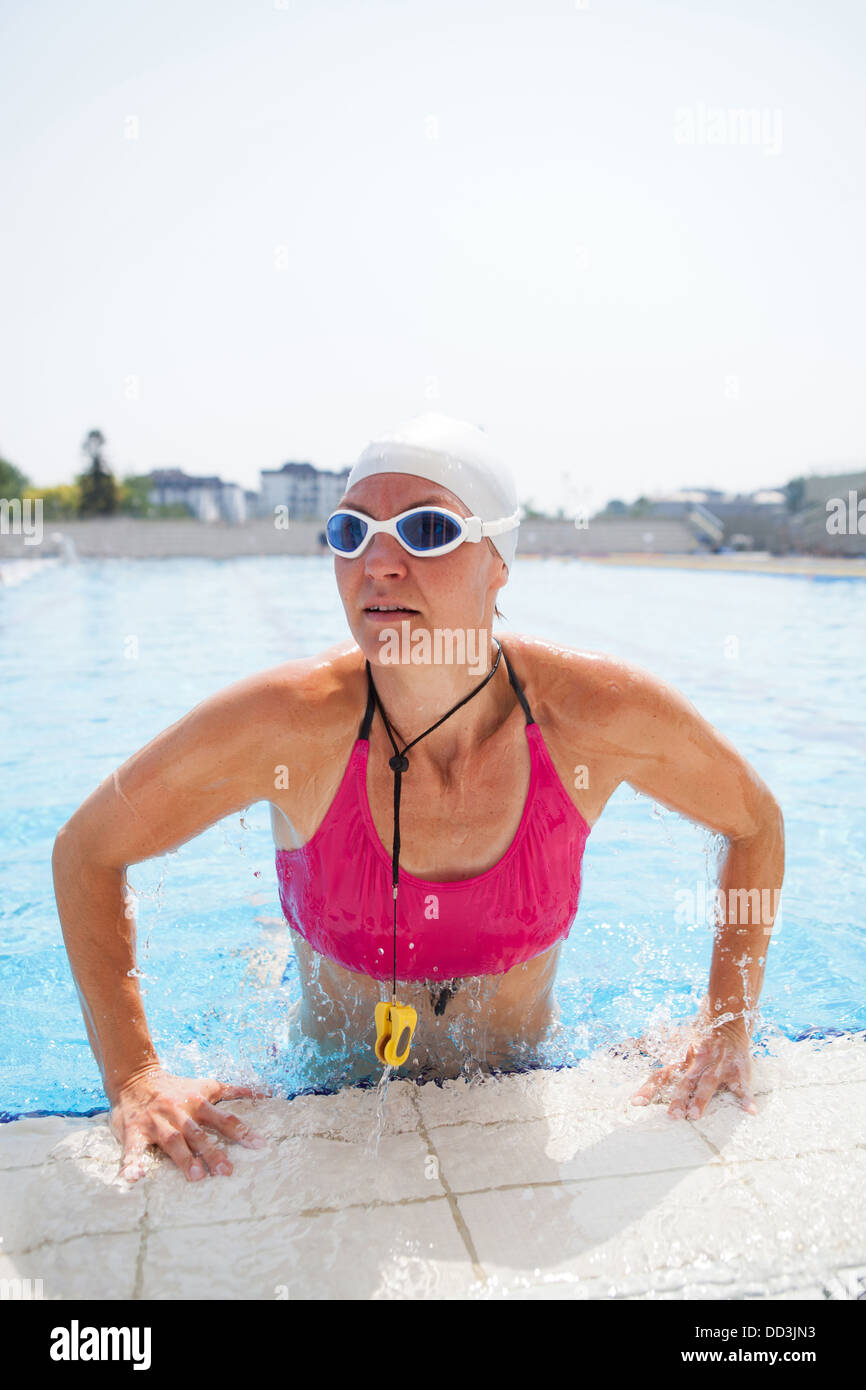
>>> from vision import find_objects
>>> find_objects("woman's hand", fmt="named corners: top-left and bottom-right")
top-left (620, 1015), bottom-right (758, 1120)
top-left (109, 1066), bottom-right (272, 1183)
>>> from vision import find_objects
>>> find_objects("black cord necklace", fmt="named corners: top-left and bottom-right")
top-left (367, 637), bottom-right (504, 1006)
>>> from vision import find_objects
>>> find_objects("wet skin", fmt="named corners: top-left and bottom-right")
top-left (269, 635), bottom-right (600, 1080)
top-left (53, 473), bottom-right (783, 1181)
top-left (286, 927), bottom-right (565, 1084)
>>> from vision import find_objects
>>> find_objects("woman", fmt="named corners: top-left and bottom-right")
top-left (52, 413), bottom-right (784, 1184)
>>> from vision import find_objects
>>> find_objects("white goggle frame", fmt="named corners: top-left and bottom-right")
top-left (325, 505), bottom-right (520, 559)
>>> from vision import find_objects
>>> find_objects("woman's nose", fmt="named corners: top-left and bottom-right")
top-left (363, 533), bottom-right (409, 576)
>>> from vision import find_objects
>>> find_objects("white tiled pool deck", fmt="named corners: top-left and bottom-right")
top-left (2, 1034), bottom-right (864, 1300)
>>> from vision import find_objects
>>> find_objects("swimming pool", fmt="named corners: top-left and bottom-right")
top-left (2, 556), bottom-right (864, 1119)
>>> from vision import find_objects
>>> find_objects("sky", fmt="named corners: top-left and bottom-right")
top-left (1, 0), bottom-right (864, 517)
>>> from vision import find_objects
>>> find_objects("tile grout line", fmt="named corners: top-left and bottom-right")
top-left (405, 1078), bottom-right (866, 1131)
top-left (3, 1055), bottom-right (865, 1139)
top-left (6, 1225), bottom-right (144, 1258)
top-left (10, 1213), bottom-right (859, 1304)
top-left (692, 1124), bottom-right (783, 1228)
top-left (4, 1068), bottom-right (864, 1155)
top-left (4, 1125), bottom-right (864, 1174)
top-left (9, 1149), bottom-right (865, 1249)
top-left (5, 1135), bottom-right (863, 1256)
top-left (7, 1184), bottom-right (864, 1286)
top-left (132, 1170), bottom-right (152, 1300)
top-left (409, 1086), bottom-right (488, 1288)
top-left (4, 1126), bottom-right (864, 1177)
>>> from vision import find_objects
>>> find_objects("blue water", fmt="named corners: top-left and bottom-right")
top-left (2, 555), bottom-right (865, 1119)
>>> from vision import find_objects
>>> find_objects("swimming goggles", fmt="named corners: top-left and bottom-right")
top-left (325, 505), bottom-right (520, 559)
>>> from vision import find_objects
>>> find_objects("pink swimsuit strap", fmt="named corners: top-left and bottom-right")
top-left (275, 647), bottom-right (590, 982)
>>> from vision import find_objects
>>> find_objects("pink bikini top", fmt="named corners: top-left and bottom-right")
top-left (275, 645), bottom-right (591, 983)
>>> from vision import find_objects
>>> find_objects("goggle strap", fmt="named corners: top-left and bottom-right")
top-left (480, 509), bottom-right (521, 537)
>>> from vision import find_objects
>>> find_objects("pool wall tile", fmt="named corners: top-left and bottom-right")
top-left (426, 1107), bottom-right (717, 1193)
top-left (0, 1161), bottom-right (146, 1254)
top-left (145, 1130), bottom-right (443, 1230)
top-left (140, 1202), bottom-right (477, 1300)
top-left (0, 1233), bottom-right (141, 1300)
top-left (1, 1037), bottom-right (864, 1300)
top-left (455, 1164), bottom-right (779, 1296)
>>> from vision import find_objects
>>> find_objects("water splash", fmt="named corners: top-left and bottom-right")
top-left (366, 1064), bottom-right (394, 1157)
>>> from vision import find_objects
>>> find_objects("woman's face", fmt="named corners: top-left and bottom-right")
top-left (333, 472), bottom-right (507, 667)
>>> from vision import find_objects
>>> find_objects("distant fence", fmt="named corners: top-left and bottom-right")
top-left (0, 516), bottom-right (702, 560)
top-left (0, 517), bottom-right (330, 559)
top-left (6, 512), bottom-right (861, 560)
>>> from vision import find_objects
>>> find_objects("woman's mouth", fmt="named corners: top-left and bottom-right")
top-left (363, 605), bottom-right (419, 623)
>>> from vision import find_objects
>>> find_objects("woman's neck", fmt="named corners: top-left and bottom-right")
top-left (367, 637), bottom-right (513, 771)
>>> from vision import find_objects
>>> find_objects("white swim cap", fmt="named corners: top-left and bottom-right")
top-left (345, 412), bottom-right (520, 570)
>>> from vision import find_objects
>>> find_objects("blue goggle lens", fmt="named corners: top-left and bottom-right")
top-left (397, 511), bottom-right (462, 550)
top-left (327, 513), bottom-right (368, 552)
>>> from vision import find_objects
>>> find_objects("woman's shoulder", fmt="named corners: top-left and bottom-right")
top-left (212, 640), bottom-right (367, 748)
top-left (183, 636), bottom-right (366, 767)
top-left (500, 632), bottom-right (660, 732)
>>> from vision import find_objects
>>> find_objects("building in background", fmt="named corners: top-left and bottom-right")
top-left (258, 461), bottom-right (351, 520)
top-left (645, 487), bottom-right (789, 551)
top-left (790, 468), bottom-right (866, 555)
top-left (146, 469), bottom-right (249, 523)
top-left (801, 469), bottom-right (866, 507)
top-left (641, 474), bottom-right (866, 554)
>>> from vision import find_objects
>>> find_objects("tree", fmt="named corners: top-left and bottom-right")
top-left (118, 474), bottom-right (155, 517)
top-left (77, 430), bottom-right (119, 516)
top-left (520, 497), bottom-right (550, 520)
top-left (784, 476), bottom-right (806, 514)
top-left (22, 484), bottom-right (80, 519)
top-left (0, 455), bottom-right (30, 496)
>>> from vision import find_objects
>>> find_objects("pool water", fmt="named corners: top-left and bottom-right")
top-left (1, 556), bottom-right (864, 1119)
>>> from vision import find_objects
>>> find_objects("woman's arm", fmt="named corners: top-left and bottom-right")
top-left (607, 660), bottom-right (785, 1034)
top-left (51, 665), bottom-right (297, 1172)
top-left (565, 653), bottom-right (785, 1120)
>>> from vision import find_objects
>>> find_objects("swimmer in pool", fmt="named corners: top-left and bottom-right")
top-left (52, 412), bottom-right (785, 1183)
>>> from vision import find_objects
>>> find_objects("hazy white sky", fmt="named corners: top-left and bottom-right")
top-left (1, 0), bottom-right (864, 515)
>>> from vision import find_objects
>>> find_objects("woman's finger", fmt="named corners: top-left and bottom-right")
top-left (151, 1121), bottom-right (206, 1181)
top-left (179, 1118), bottom-right (233, 1176)
top-left (725, 1076), bottom-right (759, 1114)
top-left (667, 1057), bottom-right (713, 1117)
top-left (667, 1077), bottom-right (698, 1117)
top-left (682, 1067), bottom-right (721, 1118)
top-left (211, 1081), bottom-right (274, 1101)
top-left (118, 1129), bottom-right (152, 1183)
top-left (193, 1096), bottom-right (267, 1148)
top-left (630, 1062), bottom-right (676, 1104)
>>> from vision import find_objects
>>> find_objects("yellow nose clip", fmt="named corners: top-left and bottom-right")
top-left (374, 1000), bottom-right (418, 1067)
